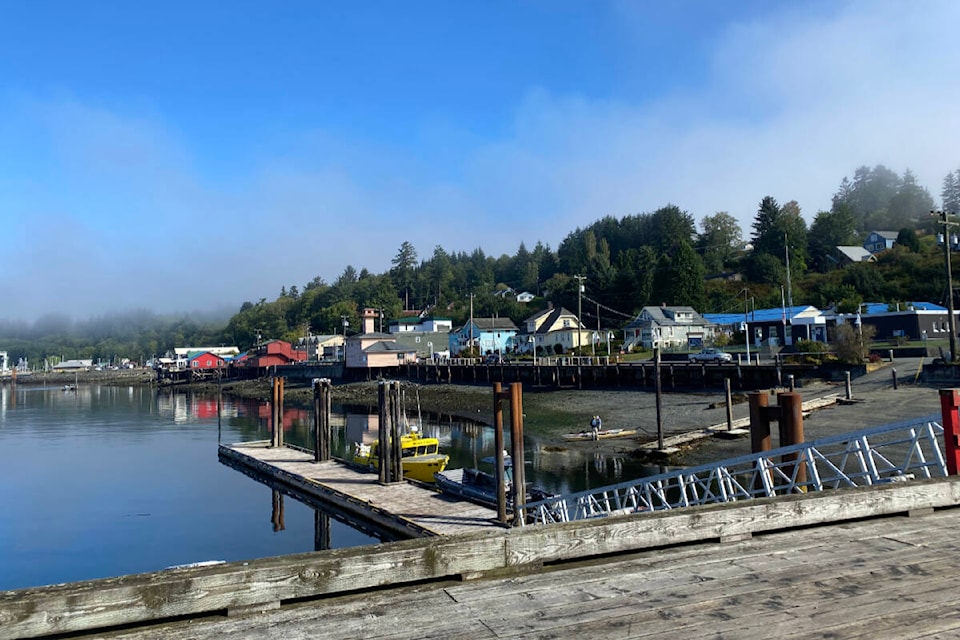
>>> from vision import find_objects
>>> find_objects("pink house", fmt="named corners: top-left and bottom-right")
top-left (345, 308), bottom-right (417, 369)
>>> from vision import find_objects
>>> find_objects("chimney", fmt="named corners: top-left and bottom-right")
top-left (362, 308), bottom-right (377, 334)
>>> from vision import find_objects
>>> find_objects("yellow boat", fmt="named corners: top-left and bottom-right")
top-left (352, 427), bottom-right (449, 483)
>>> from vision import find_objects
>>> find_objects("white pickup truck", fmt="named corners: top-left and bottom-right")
top-left (688, 347), bottom-right (734, 364)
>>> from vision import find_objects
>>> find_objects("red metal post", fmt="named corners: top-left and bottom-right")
top-left (939, 389), bottom-right (960, 475)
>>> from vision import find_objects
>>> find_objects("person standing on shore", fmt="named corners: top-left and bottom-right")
top-left (590, 415), bottom-right (602, 440)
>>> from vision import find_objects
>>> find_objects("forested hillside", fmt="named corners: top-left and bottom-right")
top-left (3, 163), bottom-right (957, 366)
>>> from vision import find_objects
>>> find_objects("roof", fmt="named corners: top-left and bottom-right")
top-left (704, 305), bottom-right (820, 326)
top-left (860, 302), bottom-right (946, 315)
top-left (469, 318), bottom-right (519, 332)
top-left (869, 230), bottom-right (899, 240)
top-left (836, 246), bottom-right (876, 262)
top-left (625, 306), bottom-right (710, 329)
top-left (364, 342), bottom-right (416, 353)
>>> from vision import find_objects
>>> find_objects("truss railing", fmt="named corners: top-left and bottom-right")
top-left (523, 414), bottom-right (946, 525)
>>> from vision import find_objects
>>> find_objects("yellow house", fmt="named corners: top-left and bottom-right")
top-left (517, 305), bottom-right (591, 354)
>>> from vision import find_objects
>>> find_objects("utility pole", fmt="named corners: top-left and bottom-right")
top-left (574, 275), bottom-right (586, 355)
top-left (743, 289), bottom-right (751, 363)
top-left (784, 232), bottom-right (794, 309)
top-left (469, 293), bottom-right (474, 357)
top-left (935, 210), bottom-right (959, 362)
top-left (594, 300), bottom-right (600, 356)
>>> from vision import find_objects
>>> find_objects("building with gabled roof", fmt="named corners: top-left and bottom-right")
top-left (863, 230), bottom-right (898, 254)
top-left (345, 308), bottom-right (418, 368)
top-left (449, 317), bottom-right (519, 356)
top-left (622, 305), bottom-right (712, 351)
top-left (835, 246), bottom-right (877, 265)
top-left (516, 305), bottom-right (590, 355)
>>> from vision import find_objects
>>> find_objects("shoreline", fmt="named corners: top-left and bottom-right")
top-left (6, 363), bottom-right (944, 467)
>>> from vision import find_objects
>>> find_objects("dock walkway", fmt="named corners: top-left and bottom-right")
top-left (219, 441), bottom-right (504, 537)
top-left (6, 476), bottom-right (960, 639)
top-left (71, 491), bottom-right (960, 639)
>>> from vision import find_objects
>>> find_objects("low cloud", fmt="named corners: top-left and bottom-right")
top-left (3, 1), bottom-right (960, 322)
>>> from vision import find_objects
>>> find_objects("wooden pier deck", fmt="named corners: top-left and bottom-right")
top-left (219, 441), bottom-right (504, 537)
top-left (98, 502), bottom-right (960, 639)
top-left (5, 477), bottom-right (960, 639)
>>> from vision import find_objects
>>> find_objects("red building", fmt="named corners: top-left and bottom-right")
top-left (189, 351), bottom-right (225, 370)
top-left (244, 340), bottom-right (307, 368)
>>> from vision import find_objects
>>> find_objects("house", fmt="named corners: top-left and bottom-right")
top-left (172, 346), bottom-right (240, 370)
top-left (835, 246), bottom-right (877, 265)
top-left (188, 351), bottom-right (226, 370)
top-left (704, 305), bottom-right (828, 347)
top-left (622, 306), bottom-right (713, 351)
top-left (449, 318), bottom-right (519, 356)
top-left (516, 291), bottom-right (535, 303)
top-left (388, 316), bottom-right (454, 334)
top-left (345, 308), bottom-right (418, 368)
top-left (516, 306), bottom-right (590, 355)
top-left (863, 230), bottom-right (898, 254)
top-left (296, 334), bottom-right (345, 361)
top-left (824, 302), bottom-right (958, 343)
top-left (52, 359), bottom-right (93, 372)
top-left (243, 340), bottom-right (307, 368)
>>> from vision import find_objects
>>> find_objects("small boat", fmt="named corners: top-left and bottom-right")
top-left (352, 427), bottom-right (449, 483)
top-left (562, 428), bottom-right (637, 441)
top-left (434, 456), bottom-right (555, 509)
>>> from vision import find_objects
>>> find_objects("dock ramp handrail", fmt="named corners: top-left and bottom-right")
top-left (524, 414), bottom-right (946, 525)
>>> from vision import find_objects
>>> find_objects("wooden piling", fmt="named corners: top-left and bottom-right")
top-left (748, 391), bottom-right (770, 453)
top-left (277, 377), bottom-right (285, 447)
top-left (378, 381), bottom-right (389, 484)
top-left (492, 383), bottom-right (508, 523)
top-left (314, 378), bottom-right (332, 462)
top-left (510, 382), bottom-right (526, 526)
top-left (725, 377), bottom-right (734, 431)
top-left (390, 381), bottom-right (403, 481)
top-left (777, 392), bottom-right (806, 489)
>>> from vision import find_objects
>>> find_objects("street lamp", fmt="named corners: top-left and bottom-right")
top-left (934, 210), bottom-right (958, 362)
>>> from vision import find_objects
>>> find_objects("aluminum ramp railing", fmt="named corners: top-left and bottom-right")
top-left (523, 414), bottom-right (946, 525)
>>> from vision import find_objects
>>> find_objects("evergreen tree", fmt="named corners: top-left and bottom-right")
top-left (942, 169), bottom-right (960, 214)
top-left (697, 211), bottom-right (742, 274)
top-left (808, 205), bottom-right (857, 272)
top-left (390, 241), bottom-right (418, 310)
top-left (668, 239), bottom-right (706, 310)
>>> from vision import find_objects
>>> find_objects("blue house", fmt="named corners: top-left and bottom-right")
top-left (863, 230), bottom-right (898, 254)
top-left (449, 318), bottom-right (519, 356)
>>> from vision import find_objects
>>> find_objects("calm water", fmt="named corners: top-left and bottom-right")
top-left (0, 383), bottom-right (662, 591)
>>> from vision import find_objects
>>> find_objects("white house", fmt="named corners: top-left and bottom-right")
top-left (622, 306), bottom-right (713, 351)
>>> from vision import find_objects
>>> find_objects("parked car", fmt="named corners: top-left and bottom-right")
top-left (688, 347), bottom-right (734, 364)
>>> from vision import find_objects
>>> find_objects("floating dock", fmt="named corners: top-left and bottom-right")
top-left (218, 441), bottom-right (504, 537)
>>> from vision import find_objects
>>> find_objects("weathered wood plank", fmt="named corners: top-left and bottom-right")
top-left (4, 478), bottom-right (960, 639)
top-left (31, 505), bottom-right (960, 640)
top-left (0, 534), bottom-right (506, 640)
top-left (504, 478), bottom-right (960, 565)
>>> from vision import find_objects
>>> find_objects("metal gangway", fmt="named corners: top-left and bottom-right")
top-left (523, 414), bottom-right (947, 525)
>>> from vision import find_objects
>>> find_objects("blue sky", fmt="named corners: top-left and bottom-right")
top-left (3, 1), bottom-right (960, 322)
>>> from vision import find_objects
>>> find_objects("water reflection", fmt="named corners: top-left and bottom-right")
top-left (221, 394), bottom-right (669, 497)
